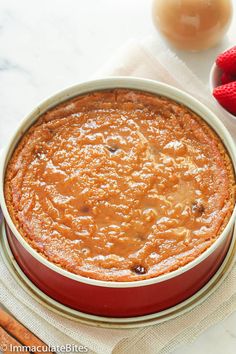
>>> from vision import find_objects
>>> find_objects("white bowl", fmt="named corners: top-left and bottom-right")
top-left (209, 62), bottom-right (236, 119)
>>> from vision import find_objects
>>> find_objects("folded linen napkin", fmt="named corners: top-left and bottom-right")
top-left (1, 37), bottom-right (236, 354)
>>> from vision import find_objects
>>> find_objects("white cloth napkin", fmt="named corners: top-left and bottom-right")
top-left (1, 37), bottom-right (236, 354)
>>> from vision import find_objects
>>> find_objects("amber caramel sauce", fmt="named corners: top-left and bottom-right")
top-left (5, 89), bottom-right (235, 281)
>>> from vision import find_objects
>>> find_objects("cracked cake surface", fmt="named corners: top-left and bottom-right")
top-left (5, 89), bottom-right (236, 281)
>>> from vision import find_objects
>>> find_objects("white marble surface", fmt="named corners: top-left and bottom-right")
top-left (0, 0), bottom-right (236, 353)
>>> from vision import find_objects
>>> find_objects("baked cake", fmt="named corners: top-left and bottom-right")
top-left (5, 89), bottom-right (236, 281)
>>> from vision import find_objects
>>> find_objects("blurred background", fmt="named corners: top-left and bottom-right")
top-left (0, 0), bottom-right (235, 149)
top-left (0, 1), bottom-right (236, 354)
top-left (0, 0), bottom-right (153, 147)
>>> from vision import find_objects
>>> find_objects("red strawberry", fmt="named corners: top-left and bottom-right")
top-left (216, 46), bottom-right (236, 75)
top-left (221, 72), bottom-right (236, 85)
top-left (213, 81), bottom-right (236, 115)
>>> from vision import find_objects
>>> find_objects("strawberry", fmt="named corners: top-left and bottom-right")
top-left (213, 81), bottom-right (236, 115)
top-left (221, 72), bottom-right (236, 85)
top-left (216, 46), bottom-right (236, 75)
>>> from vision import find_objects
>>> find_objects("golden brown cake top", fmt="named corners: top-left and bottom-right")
top-left (5, 89), bottom-right (235, 281)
